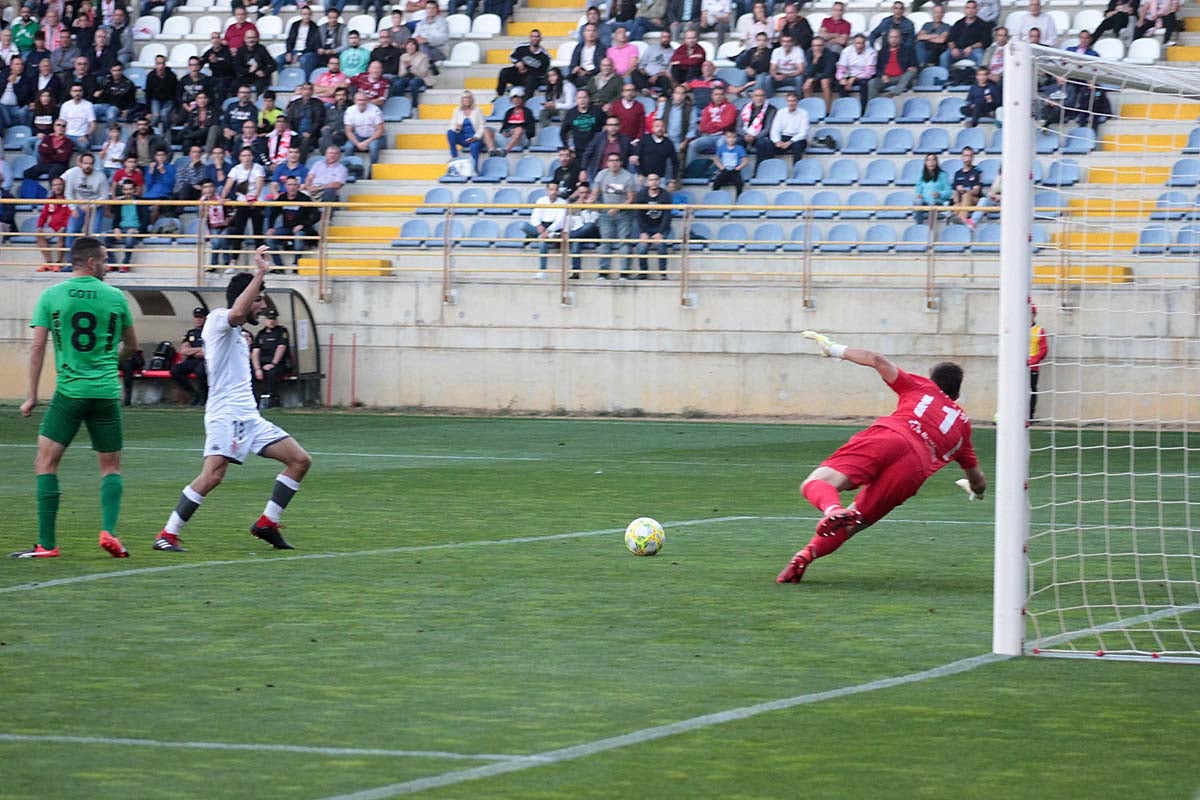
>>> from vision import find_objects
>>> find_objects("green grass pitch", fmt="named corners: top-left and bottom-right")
top-left (0, 410), bottom-right (1197, 799)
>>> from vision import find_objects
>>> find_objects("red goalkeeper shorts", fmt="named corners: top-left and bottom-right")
top-left (821, 425), bottom-right (929, 526)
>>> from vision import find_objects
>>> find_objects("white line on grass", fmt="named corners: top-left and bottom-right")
top-left (319, 652), bottom-right (1011, 800)
top-left (0, 734), bottom-right (532, 762)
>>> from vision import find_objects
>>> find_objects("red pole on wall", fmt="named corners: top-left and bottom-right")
top-left (326, 333), bottom-right (334, 407)
top-left (350, 333), bottom-right (357, 408)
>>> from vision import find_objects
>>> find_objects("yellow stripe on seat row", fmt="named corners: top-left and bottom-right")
top-left (1086, 166), bottom-right (1171, 184)
top-left (1033, 265), bottom-right (1134, 284)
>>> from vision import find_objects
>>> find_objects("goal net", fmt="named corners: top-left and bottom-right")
top-left (996, 43), bottom-right (1200, 663)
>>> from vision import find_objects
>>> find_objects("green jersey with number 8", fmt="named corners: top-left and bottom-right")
top-left (31, 276), bottom-right (133, 400)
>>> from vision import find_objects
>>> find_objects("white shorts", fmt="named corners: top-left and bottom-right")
top-left (203, 414), bottom-right (290, 465)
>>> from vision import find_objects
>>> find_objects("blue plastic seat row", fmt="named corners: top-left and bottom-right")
top-left (1133, 224), bottom-right (1200, 255)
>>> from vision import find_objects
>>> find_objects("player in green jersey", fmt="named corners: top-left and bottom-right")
top-left (11, 237), bottom-right (139, 559)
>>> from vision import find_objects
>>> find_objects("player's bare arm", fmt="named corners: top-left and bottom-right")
top-left (801, 330), bottom-right (899, 384)
top-left (962, 466), bottom-right (987, 499)
top-left (20, 326), bottom-right (49, 417)
top-left (121, 323), bottom-right (139, 361)
top-left (227, 247), bottom-right (271, 327)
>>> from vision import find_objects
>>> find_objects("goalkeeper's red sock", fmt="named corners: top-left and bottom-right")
top-left (802, 479), bottom-right (842, 515)
top-left (804, 526), bottom-right (854, 561)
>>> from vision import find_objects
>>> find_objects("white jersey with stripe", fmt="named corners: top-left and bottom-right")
top-left (202, 308), bottom-right (259, 420)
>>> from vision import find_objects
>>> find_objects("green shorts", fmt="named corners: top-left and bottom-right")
top-left (39, 392), bottom-right (124, 453)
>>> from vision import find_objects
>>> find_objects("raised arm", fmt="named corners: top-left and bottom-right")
top-left (801, 330), bottom-right (899, 384)
top-left (228, 247), bottom-right (270, 327)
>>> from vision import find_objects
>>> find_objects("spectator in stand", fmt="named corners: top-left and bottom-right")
top-left (234, 30), bottom-right (275, 95)
top-left (579, 6), bottom-right (613, 49)
top-left (342, 89), bottom-right (385, 162)
top-left (737, 86), bottom-right (774, 160)
top-left (392, 39), bottom-right (432, 110)
top-left (11, 6), bottom-right (38, 54)
top-left (223, 87), bottom-right (257, 144)
top-left (203, 145), bottom-right (232, 188)
top-left (737, 32), bottom-right (773, 93)
top-left (341, 30), bottom-right (371, 78)
top-left (569, 24), bottom-right (603, 87)
top-left (976, 0), bottom-right (1000, 26)
top-left (561, 87), bottom-right (606, 157)
top-left (638, 30), bottom-right (673, 96)
top-left (24, 119), bottom-right (73, 181)
top-left (950, 145), bottom-right (982, 228)
top-left (633, 172), bottom-right (672, 278)
top-left (270, 147), bottom-right (308, 196)
top-left (761, 33), bottom-right (804, 96)
top-left (142, 147), bottom-right (176, 223)
top-left (633, 0), bottom-right (669, 44)
top-left (268, 176), bottom-right (318, 270)
top-left (835, 34), bottom-right (873, 110)
top-left (1016, 0), bottom-right (1057, 45)
top-left (0, 30), bottom-right (16, 69)
top-left (277, 6), bottom-right (320, 76)
top-left (592, 152), bottom-right (637, 278)
top-left (63, 152), bottom-right (109, 238)
top-left (317, 8), bottom-right (349, 65)
top-left (550, 147), bottom-right (585, 200)
top-left (495, 86), bottom-right (535, 155)
top-left (145, 53), bottom-right (178, 133)
top-left (670, 29), bottom-right (705, 85)
top-left (304, 144), bottom-right (348, 203)
top-left (180, 91), bottom-right (221, 152)
top-left (802, 36), bottom-right (837, 113)
top-left (869, 27), bottom-right (917, 99)
top-left (370, 28), bottom-right (406, 76)
top-left (913, 152), bottom-right (951, 224)
top-left (1135, 0), bottom-right (1177, 43)
top-left (537, 67), bottom-right (576, 126)
top-left (28, 88), bottom-right (60, 150)
top-left (139, 0), bottom-right (180, 25)
top-left (631, 116), bottom-right (678, 180)
top-left (699, 0), bottom-right (732, 46)
top-left (106, 178), bottom-right (148, 271)
top-left (712, 128), bottom-right (747, 196)
top-left (199, 177), bottom-right (232, 270)
top-left (1092, 0), bottom-right (1137, 41)
top-left (649, 83), bottom-right (695, 155)
top-left (177, 57), bottom-right (215, 115)
top-left (174, 144), bottom-right (206, 202)
top-left (129, 115), bottom-right (171, 167)
top-left (521, 179), bottom-right (567, 275)
top-left (222, 146), bottom-right (266, 257)
top-left (982, 26), bottom-right (1006, 82)
top-left (498, 29), bottom-right (550, 100)
top-left (818, 2), bottom-right (851, 54)
top-left (608, 0), bottom-right (641, 42)
top-left (351, 60), bottom-right (389, 108)
top-left (93, 61), bottom-right (135, 123)
top-left (113, 154), bottom-right (145, 196)
top-left (98, 122), bottom-right (125, 175)
top-left (26, 32), bottom-right (52, 74)
top-left (0, 54), bottom-right (34, 126)
top-left (224, 6), bottom-right (258, 53)
top-left (686, 60), bottom-right (728, 106)
top-left (963, 65), bottom-right (1000, 127)
top-left (232, 118), bottom-right (270, 170)
top-left (32, 57), bottom-right (62, 103)
top-left (41, 8), bottom-right (66, 52)
top-left (869, 2), bottom-right (914, 49)
top-left (610, 82), bottom-right (646, 141)
top-left (60, 56), bottom-right (95, 103)
top-left (760, 90), bottom-right (808, 162)
top-left (1067, 29), bottom-right (1099, 57)
top-left (258, 90), bottom-right (284, 132)
top-left (413, 0), bottom-right (448, 66)
top-left (587, 57), bottom-right (623, 112)
top-left (737, 2), bottom-right (772, 48)
top-left (319, 85), bottom-right (353, 150)
top-left (776, 3), bottom-right (813, 50)
top-left (267, 116), bottom-right (299, 167)
top-left (915, 4), bottom-right (949, 67)
top-left (202, 33), bottom-right (236, 101)
top-left (35, 175), bottom-right (70, 271)
top-left (606, 26), bottom-right (640, 86)
top-left (314, 56), bottom-right (352, 104)
top-left (685, 84), bottom-right (736, 165)
top-left (564, 198), bottom-right (601, 278)
top-left (943, 0), bottom-right (991, 71)
top-left (53, 31), bottom-right (83, 75)
top-left (287, 83), bottom-right (326, 158)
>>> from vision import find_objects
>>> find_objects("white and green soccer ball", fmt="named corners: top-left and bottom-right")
top-left (624, 517), bottom-right (665, 556)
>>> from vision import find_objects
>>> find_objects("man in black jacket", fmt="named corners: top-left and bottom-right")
top-left (232, 118), bottom-right (272, 170)
top-left (93, 62), bottom-right (137, 124)
top-left (145, 54), bottom-right (179, 133)
top-left (234, 31), bottom-right (276, 95)
top-left (869, 28), bottom-right (918, 99)
top-left (268, 176), bottom-right (318, 270)
top-left (57, 56), bottom-right (97, 105)
top-left (279, 6), bottom-right (322, 77)
top-left (286, 82), bottom-right (327, 158)
top-left (630, 118), bottom-right (680, 182)
top-left (177, 57), bottom-right (215, 113)
top-left (802, 37), bottom-right (838, 112)
top-left (633, 172), bottom-right (672, 278)
top-left (85, 28), bottom-right (119, 76)
top-left (369, 27), bottom-right (405, 76)
top-left (496, 30), bottom-right (551, 101)
top-left (0, 55), bottom-right (35, 127)
top-left (940, 0), bottom-right (991, 71)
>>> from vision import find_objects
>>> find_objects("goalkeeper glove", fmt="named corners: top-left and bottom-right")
top-left (955, 478), bottom-right (984, 501)
top-left (802, 330), bottom-right (847, 359)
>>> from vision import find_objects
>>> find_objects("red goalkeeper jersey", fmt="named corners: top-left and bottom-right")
top-left (873, 369), bottom-right (979, 476)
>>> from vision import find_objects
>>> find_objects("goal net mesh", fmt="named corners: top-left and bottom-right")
top-left (1020, 48), bottom-right (1200, 661)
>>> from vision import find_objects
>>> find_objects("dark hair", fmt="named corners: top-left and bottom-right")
top-left (920, 154), bottom-right (941, 183)
top-left (70, 236), bottom-right (106, 269)
top-left (930, 362), bottom-right (964, 400)
top-left (226, 271), bottom-right (263, 308)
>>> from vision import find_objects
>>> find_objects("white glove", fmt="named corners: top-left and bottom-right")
top-left (802, 330), bottom-right (846, 359)
top-left (956, 478), bottom-right (983, 501)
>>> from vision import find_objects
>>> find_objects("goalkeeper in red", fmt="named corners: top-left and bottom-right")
top-left (777, 331), bottom-right (988, 583)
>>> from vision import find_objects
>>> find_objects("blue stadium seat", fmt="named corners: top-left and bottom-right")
top-left (896, 97), bottom-right (932, 123)
top-left (842, 128), bottom-right (878, 154)
top-left (940, 157), bottom-right (962, 178)
top-left (432, 219), bottom-right (466, 245)
top-left (9, 153), bottom-right (36, 178)
top-left (3, 126), bottom-right (32, 150)
top-left (527, 187), bottom-right (547, 203)
top-left (393, 219), bottom-right (429, 247)
top-left (825, 97), bottom-right (862, 124)
top-left (931, 97), bottom-right (964, 123)
top-left (1035, 129), bottom-right (1060, 154)
top-left (782, 224), bottom-right (818, 252)
top-left (417, 187), bottom-right (453, 214)
top-left (696, 189), bottom-right (733, 218)
top-left (808, 127), bottom-right (841, 154)
top-left (787, 160), bottom-right (823, 185)
top-left (1061, 127), bottom-right (1096, 155)
top-left (895, 223), bottom-right (930, 253)
top-left (861, 97), bottom-right (896, 124)
top-left (860, 159), bottom-right (896, 186)
top-left (1132, 225), bottom-right (1170, 255)
top-left (125, 66), bottom-right (148, 89)
top-left (914, 128), bottom-right (950, 154)
top-left (914, 66), bottom-right (947, 92)
top-left (9, 217), bottom-right (38, 244)
top-left (382, 96), bottom-right (412, 122)
top-left (487, 96), bottom-right (512, 122)
top-left (682, 157), bottom-right (717, 185)
top-left (716, 67), bottom-right (746, 86)
top-left (934, 224), bottom-right (970, 253)
top-left (746, 222), bottom-right (784, 252)
top-left (897, 158), bottom-right (923, 186)
top-left (307, 67), bottom-right (328, 85)
top-left (473, 157), bottom-right (509, 183)
top-left (842, 190), bottom-right (878, 219)
top-left (1041, 160), bottom-right (1081, 187)
top-left (342, 155), bottom-right (367, 182)
top-left (1170, 224), bottom-right (1200, 254)
top-left (709, 222), bottom-right (748, 252)
top-left (819, 223), bottom-right (857, 253)
top-left (1032, 159), bottom-right (1044, 184)
top-left (954, 128), bottom-right (986, 153)
top-left (462, 218), bottom-right (500, 247)
top-left (509, 156), bottom-right (544, 183)
top-left (878, 128), bottom-right (914, 155)
top-left (878, 190), bottom-right (912, 219)
top-left (1185, 128), bottom-right (1200, 155)
top-left (731, 189), bottom-right (768, 218)
top-left (973, 222), bottom-right (1001, 253)
top-left (810, 190), bottom-right (840, 219)
top-left (486, 187), bottom-right (522, 215)
top-left (1033, 189), bottom-right (1064, 220)
top-left (824, 159), bottom-right (859, 186)
top-left (859, 223), bottom-right (897, 252)
top-left (686, 222), bottom-right (712, 250)
top-left (1032, 223), bottom-right (1049, 252)
top-left (798, 97), bottom-right (827, 122)
top-left (529, 126), bottom-right (563, 152)
top-left (271, 66), bottom-right (306, 92)
top-left (986, 128), bottom-right (1004, 154)
top-left (497, 220), bottom-right (528, 248)
top-left (456, 187), bottom-right (487, 215)
top-left (750, 158), bottom-right (788, 185)
top-left (1166, 159), bottom-right (1200, 187)
top-left (977, 158), bottom-right (1000, 185)
top-left (767, 190), bottom-right (805, 219)
top-left (1149, 191), bottom-right (1192, 220)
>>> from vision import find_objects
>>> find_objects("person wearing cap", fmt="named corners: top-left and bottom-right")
top-left (172, 307), bottom-right (209, 406)
top-left (252, 308), bottom-right (291, 409)
top-left (497, 87), bottom-right (536, 156)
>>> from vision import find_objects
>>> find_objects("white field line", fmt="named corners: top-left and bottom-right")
top-left (319, 653), bottom-right (1011, 800)
top-left (0, 734), bottom-right (530, 762)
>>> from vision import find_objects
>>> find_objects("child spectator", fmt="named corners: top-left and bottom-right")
top-left (712, 128), bottom-right (747, 197)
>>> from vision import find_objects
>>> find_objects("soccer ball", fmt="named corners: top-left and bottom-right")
top-left (624, 517), bottom-right (665, 556)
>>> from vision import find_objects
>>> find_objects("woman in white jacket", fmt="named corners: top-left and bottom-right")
top-left (537, 67), bottom-right (577, 127)
top-left (446, 91), bottom-right (495, 167)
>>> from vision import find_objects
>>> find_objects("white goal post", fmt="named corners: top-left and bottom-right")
top-left (996, 42), bottom-right (1200, 663)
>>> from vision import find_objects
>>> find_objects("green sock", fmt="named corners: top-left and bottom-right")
top-left (36, 473), bottom-right (60, 550)
top-left (100, 473), bottom-right (123, 535)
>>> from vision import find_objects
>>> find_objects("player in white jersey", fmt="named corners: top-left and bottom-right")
top-left (153, 247), bottom-right (313, 552)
